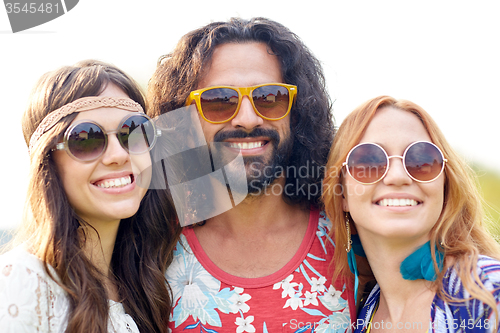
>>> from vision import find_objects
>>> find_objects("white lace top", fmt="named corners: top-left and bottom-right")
top-left (0, 246), bottom-right (139, 332)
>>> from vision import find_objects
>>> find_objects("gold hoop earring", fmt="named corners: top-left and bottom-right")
top-left (345, 212), bottom-right (352, 252)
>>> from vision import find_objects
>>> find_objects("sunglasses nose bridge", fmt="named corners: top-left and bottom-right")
top-left (100, 131), bottom-right (130, 165)
top-left (237, 87), bottom-right (257, 113)
top-left (238, 86), bottom-right (253, 98)
top-left (384, 154), bottom-right (413, 184)
top-left (230, 87), bottom-right (264, 128)
top-left (387, 155), bottom-right (405, 171)
top-left (239, 86), bottom-right (272, 116)
top-left (105, 128), bottom-right (132, 153)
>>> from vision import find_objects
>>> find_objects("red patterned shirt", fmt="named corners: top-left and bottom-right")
top-left (166, 210), bottom-right (355, 332)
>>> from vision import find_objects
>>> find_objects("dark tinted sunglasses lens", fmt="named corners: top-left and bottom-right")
top-left (347, 144), bottom-right (387, 183)
top-left (120, 115), bottom-right (156, 153)
top-left (252, 85), bottom-right (290, 119)
top-left (200, 88), bottom-right (239, 122)
top-left (405, 142), bottom-right (444, 181)
top-left (67, 123), bottom-right (105, 161)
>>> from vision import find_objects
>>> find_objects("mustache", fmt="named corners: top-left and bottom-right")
top-left (213, 128), bottom-right (280, 143)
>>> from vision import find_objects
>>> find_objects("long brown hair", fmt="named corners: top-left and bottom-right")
top-left (323, 95), bottom-right (500, 314)
top-left (15, 60), bottom-right (180, 332)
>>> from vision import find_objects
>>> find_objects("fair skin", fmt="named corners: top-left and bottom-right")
top-left (343, 107), bottom-right (445, 332)
top-left (52, 84), bottom-right (151, 299)
top-left (192, 42), bottom-right (309, 278)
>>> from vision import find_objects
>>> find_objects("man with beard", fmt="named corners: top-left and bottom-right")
top-left (148, 18), bottom-right (355, 332)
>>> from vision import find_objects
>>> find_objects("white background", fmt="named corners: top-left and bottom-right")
top-left (1, 0), bottom-right (499, 230)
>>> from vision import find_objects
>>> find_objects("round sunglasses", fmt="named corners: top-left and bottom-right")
top-left (185, 83), bottom-right (297, 124)
top-left (55, 113), bottom-right (160, 162)
top-left (343, 141), bottom-right (447, 184)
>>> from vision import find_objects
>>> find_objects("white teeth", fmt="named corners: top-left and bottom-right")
top-left (96, 176), bottom-right (132, 189)
top-left (250, 142), bottom-right (263, 149)
top-left (228, 142), bottom-right (265, 149)
top-left (378, 198), bottom-right (419, 207)
top-left (122, 177), bottom-right (131, 185)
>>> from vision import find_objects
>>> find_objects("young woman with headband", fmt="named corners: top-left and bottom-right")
top-left (0, 60), bottom-right (180, 332)
top-left (323, 96), bottom-right (500, 332)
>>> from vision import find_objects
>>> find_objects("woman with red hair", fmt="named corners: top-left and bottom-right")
top-left (323, 95), bottom-right (500, 332)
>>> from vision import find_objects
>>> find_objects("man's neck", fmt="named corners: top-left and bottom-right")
top-left (194, 178), bottom-right (311, 278)
top-left (209, 178), bottom-right (308, 232)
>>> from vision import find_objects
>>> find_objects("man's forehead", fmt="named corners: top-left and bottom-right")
top-left (197, 42), bottom-right (283, 89)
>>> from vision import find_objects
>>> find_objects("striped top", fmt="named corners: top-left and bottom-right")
top-left (355, 255), bottom-right (500, 332)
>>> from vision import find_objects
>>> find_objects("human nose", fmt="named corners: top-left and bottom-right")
top-left (230, 95), bottom-right (264, 129)
top-left (100, 133), bottom-right (129, 166)
top-left (382, 156), bottom-right (412, 186)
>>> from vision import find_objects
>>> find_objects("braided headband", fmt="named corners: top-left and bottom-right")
top-left (28, 96), bottom-right (144, 154)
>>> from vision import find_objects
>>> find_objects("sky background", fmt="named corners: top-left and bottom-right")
top-left (1, 0), bottom-right (499, 230)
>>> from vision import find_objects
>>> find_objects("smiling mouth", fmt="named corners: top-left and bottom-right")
top-left (376, 198), bottom-right (420, 207)
top-left (94, 175), bottom-right (133, 189)
top-left (227, 141), bottom-right (267, 149)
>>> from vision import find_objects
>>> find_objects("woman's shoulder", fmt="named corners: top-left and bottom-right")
top-left (1, 246), bottom-right (45, 273)
top-left (476, 255), bottom-right (500, 286)
top-left (0, 247), bottom-right (70, 331)
top-left (431, 255), bottom-right (500, 332)
top-left (0, 246), bottom-right (64, 293)
top-left (1, 246), bottom-right (42, 274)
top-left (477, 255), bottom-right (500, 269)
top-left (442, 255), bottom-right (500, 293)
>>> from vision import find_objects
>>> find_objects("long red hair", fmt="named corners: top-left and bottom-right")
top-left (323, 95), bottom-right (500, 313)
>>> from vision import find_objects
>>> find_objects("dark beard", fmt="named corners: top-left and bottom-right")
top-left (212, 127), bottom-right (293, 195)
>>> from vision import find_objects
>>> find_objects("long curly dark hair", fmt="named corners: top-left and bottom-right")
top-left (17, 60), bottom-right (181, 333)
top-left (148, 17), bottom-right (335, 209)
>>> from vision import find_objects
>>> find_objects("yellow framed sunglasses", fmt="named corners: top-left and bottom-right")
top-left (185, 83), bottom-right (297, 124)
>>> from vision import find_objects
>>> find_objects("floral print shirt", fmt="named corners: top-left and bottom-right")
top-left (166, 210), bottom-right (355, 332)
